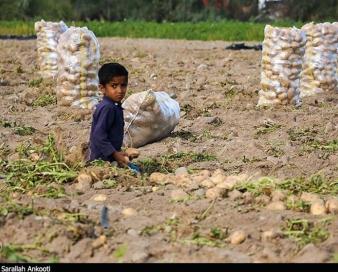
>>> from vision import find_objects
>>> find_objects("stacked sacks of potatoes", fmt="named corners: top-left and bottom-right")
top-left (123, 90), bottom-right (180, 148)
top-left (258, 25), bottom-right (306, 107)
top-left (56, 27), bottom-right (101, 109)
top-left (34, 20), bottom-right (68, 79)
top-left (300, 22), bottom-right (338, 97)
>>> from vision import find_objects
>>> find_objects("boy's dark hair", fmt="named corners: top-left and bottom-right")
top-left (98, 63), bottom-right (128, 85)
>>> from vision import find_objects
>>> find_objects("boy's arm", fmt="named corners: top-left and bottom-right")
top-left (92, 106), bottom-right (117, 158)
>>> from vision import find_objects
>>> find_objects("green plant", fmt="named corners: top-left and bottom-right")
top-left (28, 78), bottom-right (43, 87)
top-left (32, 94), bottom-right (56, 107)
top-left (138, 152), bottom-right (216, 174)
top-left (283, 218), bottom-right (330, 248)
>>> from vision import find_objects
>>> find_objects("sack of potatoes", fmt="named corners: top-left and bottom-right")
top-left (35, 20), bottom-right (68, 79)
top-left (123, 90), bottom-right (180, 148)
top-left (300, 22), bottom-right (338, 97)
top-left (56, 26), bottom-right (101, 109)
top-left (258, 25), bottom-right (306, 107)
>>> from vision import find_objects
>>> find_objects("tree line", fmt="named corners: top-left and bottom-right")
top-left (0, 0), bottom-right (337, 22)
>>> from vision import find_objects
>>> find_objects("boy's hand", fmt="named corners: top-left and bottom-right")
top-left (112, 151), bottom-right (129, 167)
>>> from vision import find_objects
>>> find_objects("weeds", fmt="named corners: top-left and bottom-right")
top-left (28, 78), bottom-right (43, 87)
top-left (1, 134), bottom-right (78, 197)
top-left (140, 218), bottom-right (179, 242)
top-left (0, 119), bottom-right (36, 136)
top-left (255, 120), bottom-right (281, 137)
top-left (236, 177), bottom-right (275, 196)
top-left (278, 174), bottom-right (338, 195)
top-left (182, 227), bottom-right (228, 248)
top-left (32, 94), bottom-right (56, 107)
top-left (113, 244), bottom-right (128, 263)
top-left (283, 218), bottom-right (331, 248)
top-left (286, 199), bottom-right (311, 213)
top-left (138, 152), bottom-right (216, 174)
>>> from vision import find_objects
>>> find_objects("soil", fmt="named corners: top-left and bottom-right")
top-left (0, 38), bottom-right (337, 263)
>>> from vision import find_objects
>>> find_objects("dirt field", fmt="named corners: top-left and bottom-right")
top-left (0, 38), bottom-right (337, 263)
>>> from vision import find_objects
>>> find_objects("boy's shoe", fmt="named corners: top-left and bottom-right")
top-left (127, 162), bottom-right (141, 175)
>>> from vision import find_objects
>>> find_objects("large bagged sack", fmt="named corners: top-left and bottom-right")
top-left (56, 26), bottom-right (101, 109)
top-left (300, 22), bottom-right (338, 97)
top-left (258, 25), bottom-right (306, 107)
top-left (35, 20), bottom-right (68, 79)
top-left (123, 90), bottom-right (180, 148)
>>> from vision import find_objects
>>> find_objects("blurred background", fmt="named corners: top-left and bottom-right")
top-left (1, 0), bottom-right (337, 22)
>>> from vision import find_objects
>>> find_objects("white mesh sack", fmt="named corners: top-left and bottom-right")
top-left (56, 26), bottom-right (101, 109)
top-left (35, 20), bottom-right (68, 79)
top-left (300, 22), bottom-right (338, 97)
top-left (258, 25), bottom-right (306, 107)
top-left (123, 90), bottom-right (180, 148)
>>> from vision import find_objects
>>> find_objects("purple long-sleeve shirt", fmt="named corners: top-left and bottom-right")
top-left (89, 96), bottom-right (124, 162)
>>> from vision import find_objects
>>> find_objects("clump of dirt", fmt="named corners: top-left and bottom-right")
top-left (0, 38), bottom-right (337, 263)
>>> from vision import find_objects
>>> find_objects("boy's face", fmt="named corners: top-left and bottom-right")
top-left (100, 75), bottom-right (128, 102)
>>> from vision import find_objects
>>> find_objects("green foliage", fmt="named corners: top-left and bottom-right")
top-left (138, 152), bottom-right (216, 174)
top-left (0, 20), bottom-right (304, 41)
top-left (283, 218), bottom-right (331, 248)
top-left (32, 94), bottom-right (57, 107)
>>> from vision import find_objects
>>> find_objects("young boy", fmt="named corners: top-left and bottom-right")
top-left (88, 63), bottom-right (129, 166)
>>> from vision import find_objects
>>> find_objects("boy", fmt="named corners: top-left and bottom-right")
top-left (88, 63), bottom-right (129, 166)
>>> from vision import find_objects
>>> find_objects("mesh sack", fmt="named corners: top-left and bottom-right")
top-left (35, 20), bottom-right (68, 79)
top-left (56, 26), bottom-right (101, 109)
top-left (258, 25), bottom-right (306, 107)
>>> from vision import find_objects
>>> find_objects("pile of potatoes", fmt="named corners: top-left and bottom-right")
top-left (56, 26), bottom-right (101, 109)
top-left (258, 25), bottom-right (306, 107)
top-left (300, 22), bottom-right (338, 97)
top-left (123, 90), bottom-right (180, 148)
top-left (34, 20), bottom-right (68, 79)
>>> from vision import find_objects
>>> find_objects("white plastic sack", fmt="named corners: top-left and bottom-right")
top-left (300, 22), bottom-right (338, 97)
top-left (258, 25), bottom-right (306, 107)
top-left (123, 90), bottom-right (180, 148)
top-left (35, 20), bottom-right (68, 79)
top-left (56, 27), bottom-right (101, 109)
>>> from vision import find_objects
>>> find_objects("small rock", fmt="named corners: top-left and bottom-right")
top-left (152, 186), bottom-right (159, 192)
top-left (199, 169), bottom-right (211, 177)
top-left (325, 198), bottom-right (338, 214)
top-left (77, 173), bottom-right (93, 184)
top-left (75, 179), bottom-right (92, 192)
top-left (175, 167), bottom-right (188, 176)
top-left (261, 230), bottom-right (280, 242)
top-left (243, 192), bottom-right (254, 204)
top-left (29, 153), bottom-right (40, 162)
top-left (91, 194), bottom-right (107, 202)
top-left (324, 122), bottom-right (335, 133)
top-left (173, 174), bottom-right (192, 186)
top-left (300, 192), bottom-right (320, 204)
top-left (93, 181), bottom-right (105, 189)
top-left (271, 190), bottom-right (286, 202)
top-left (205, 187), bottom-right (226, 200)
top-left (292, 243), bottom-right (330, 263)
top-left (125, 148), bottom-right (140, 159)
top-left (228, 190), bottom-right (242, 201)
top-left (210, 174), bottom-right (226, 185)
top-left (255, 195), bottom-right (271, 205)
top-left (197, 64), bottom-right (208, 70)
top-left (229, 230), bottom-right (246, 245)
top-left (131, 251), bottom-right (149, 262)
top-left (170, 189), bottom-right (188, 201)
top-left (92, 235), bottom-right (107, 249)
top-left (266, 201), bottom-right (286, 211)
top-left (127, 229), bottom-right (138, 237)
top-left (212, 169), bottom-right (225, 176)
top-left (122, 208), bottom-right (138, 217)
top-left (193, 188), bottom-right (206, 198)
top-left (201, 179), bottom-right (215, 188)
top-left (310, 200), bottom-right (327, 215)
top-left (149, 172), bottom-right (168, 185)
